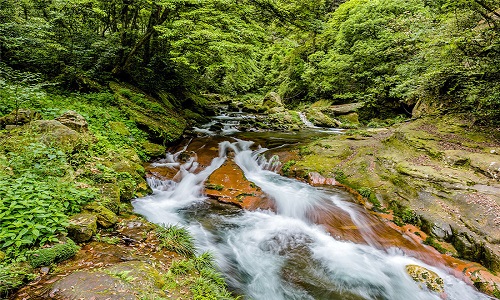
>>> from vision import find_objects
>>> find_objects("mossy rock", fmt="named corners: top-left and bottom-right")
top-left (405, 264), bottom-right (444, 293)
top-left (0, 262), bottom-right (33, 297)
top-left (304, 109), bottom-right (341, 128)
top-left (32, 120), bottom-right (80, 152)
top-left (99, 183), bottom-right (121, 213)
top-left (55, 110), bottom-right (88, 132)
top-left (0, 251), bottom-right (5, 261)
top-left (339, 112), bottom-right (360, 125)
top-left (105, 261), bottom-right (165, 296)
top-left (108, 121), bottom-right (130, 136)
top-left (67, 213), bottom-right (97, 243)
top-left (141, 141), bottom-right (165, 157)
top-left (84, 203), bottom-right (118, 228)
top-left (112, 159), bottom-right (145, 178)
top-left (109, 82), bottom-right (186, 144)
top-left (0, 109), bottom-right (41, 128)
top-left (27, 239), bottom-right (79, 268)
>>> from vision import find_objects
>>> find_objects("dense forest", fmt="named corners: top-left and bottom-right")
top-left (1, 0), bottom-right (499, 123)
top-left (1, 0), bottom-right (500, 298)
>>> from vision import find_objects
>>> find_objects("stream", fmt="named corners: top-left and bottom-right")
top-left (132, 113), bottom-right (491, 300)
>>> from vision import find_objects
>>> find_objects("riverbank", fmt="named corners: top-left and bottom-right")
top-left (285, 114), bottom-right (500, 296)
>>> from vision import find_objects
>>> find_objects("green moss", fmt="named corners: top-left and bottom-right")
top-left (142, 141), bottom-right (166, 157)
top-left (281, 160), bottom-right (296, 176)
top-left (27, 239), bottom-right (79, 268)
top-left (423, 237), bottom-right (447, 254)
top-left (108, 121), bottom-right (130, 136)
top-left (205, 183), bottom-right (224, 191)
top-left (0, 263), bottom-right (34, 297)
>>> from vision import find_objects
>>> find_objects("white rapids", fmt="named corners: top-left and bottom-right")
top-left (132, 138), bottom-right (492, 300)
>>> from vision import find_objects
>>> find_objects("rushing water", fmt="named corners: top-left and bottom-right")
top-left (133, 132), bottom-right (491, 300)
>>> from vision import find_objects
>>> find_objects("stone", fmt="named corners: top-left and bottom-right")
top-left (405, 264), bottom-right (444, 293)
top-left (49, 270), bottom-right (136, 300)
top-left (32, 120), bottom-right (80, 151)
top-left (67, 213), bottom-right (97, 243)
top-left (55, 110), bottom-right (88, 132)
top-left (83, 203), bottom-right (118, 228)
top-left (142, 141), bottom-right (166, 157)
top-left (0, 109), bottom-right (41, 128)
top-left (109, 121), bottom-right (130, 135)
top-left (339, 112), bottom-right (360, 125)
top-left (263, 92), bottom-right (283, 110)
top-left (321, 102), bottom-right (365, 116)
top-left (99, 183), bottom-right (121, 213)
top-left (0, 250), bottom-right (5, 261)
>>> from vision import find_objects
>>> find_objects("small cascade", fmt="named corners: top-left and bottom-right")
top-left (133, 137), bottom-right (491, 300)
top-left (299, 112), bottom-right (317, 128)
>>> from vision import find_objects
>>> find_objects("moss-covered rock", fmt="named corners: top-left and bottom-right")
top-left (108, 121), bottom-right (130, 136)
top-left (55, 110), bottom-right (88, 132)
top-left (405, 264), bottom-right (444, 293)
top-left (27, 239), bottom-right (79, 268)
top-left (99, 183), bottom-right (121, 213)
top-left (32, 120), bottom-right (80, 152)
top-left (109, 82), bottom-right (186, 144)
top-left (0, 109), bottom-right (41, 128)
top-left (141, 141), bottom-right (165, 157)
top-left (67, 213), bottom-right (97, 243)
top-left (0, 251), bottom-right (5, 261)
top-left (84, 203), bottom-right (118, 228)
top-left (304, 109), bottom-right (341, 128)
top-left (0, 262), bottom-right (33, 297)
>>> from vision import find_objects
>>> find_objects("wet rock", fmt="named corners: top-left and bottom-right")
top-left (405, 264), bottom-right (444, 293)
top-left (84, 203), bottom-right (118, 228)
top-left (104, 261), bottom-right (165, 296)
top-left (48, 270), bottom-right (136, 300)
top-left (55, 110), bottom-right (88, 132)
top-left (308, 172), bottom-right (336, 186)
top-left (67, 213), bottom-right (97, 243)
top-left (0, 109), bottom-right (41, 128)
top-left (142, 141), bottom-right (165, 157)
top-left (304, 109), bottom-right (341, 128)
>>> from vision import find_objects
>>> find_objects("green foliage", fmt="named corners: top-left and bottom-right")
top-left (281, 160), bottom-right (296, 176)
top-left (0, 263), bottom-right (34, 298)
top-left (156, 224), bottom-right (195, 257)
top-left (0, 174), bottom-right (95, 254)
top-left (166, 252), bottom-right (237, 300)
top-left (27, 239), bottom-right (79, 268)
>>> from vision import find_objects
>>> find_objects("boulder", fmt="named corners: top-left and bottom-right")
top-left (0, 109), bottom-right (41, 128)
top-left (27, 239), bottom-right (79, 268)
top-left (405, 264), bottom-right (444, 293)
top-left (142, 141), bottom-right (165, 157)
top-left (321, 102), bottom-right (364, 116)
top-left (108, 121), bottom-right (130, 135)
top-left (263, 92), bottom-right (283, 110)
top-left (32, 120), bottom-right (80, 151)
top-left (99, 183), bottom-right (121, 213)
top-left (67, 213), bottom-right (97, 243)
top-left (83, 203), bottom-right (118, 228)
top-left (55, 110), bottom-right (88, 132)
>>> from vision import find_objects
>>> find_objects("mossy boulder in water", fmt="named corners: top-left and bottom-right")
top-left (67, 213), bottom-right (97, 243)
top-left (83, 203), bottom-right (118, 228)
top-left (405, 264), bottom-right (444, 293)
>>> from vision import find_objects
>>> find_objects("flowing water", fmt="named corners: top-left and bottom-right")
top-left (133, 120), bottom-right (492, 299)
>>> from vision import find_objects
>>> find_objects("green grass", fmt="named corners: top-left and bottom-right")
top-left (156, 225), bottom-right (195, 257)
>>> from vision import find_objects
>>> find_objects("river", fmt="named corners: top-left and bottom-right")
top-left (132, 112), bottom-right (492, 300)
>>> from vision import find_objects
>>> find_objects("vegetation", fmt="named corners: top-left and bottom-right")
top-left (156, 224), bottom-right (196, 257)
top-left (166, 252), bottom-right (237, 300)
